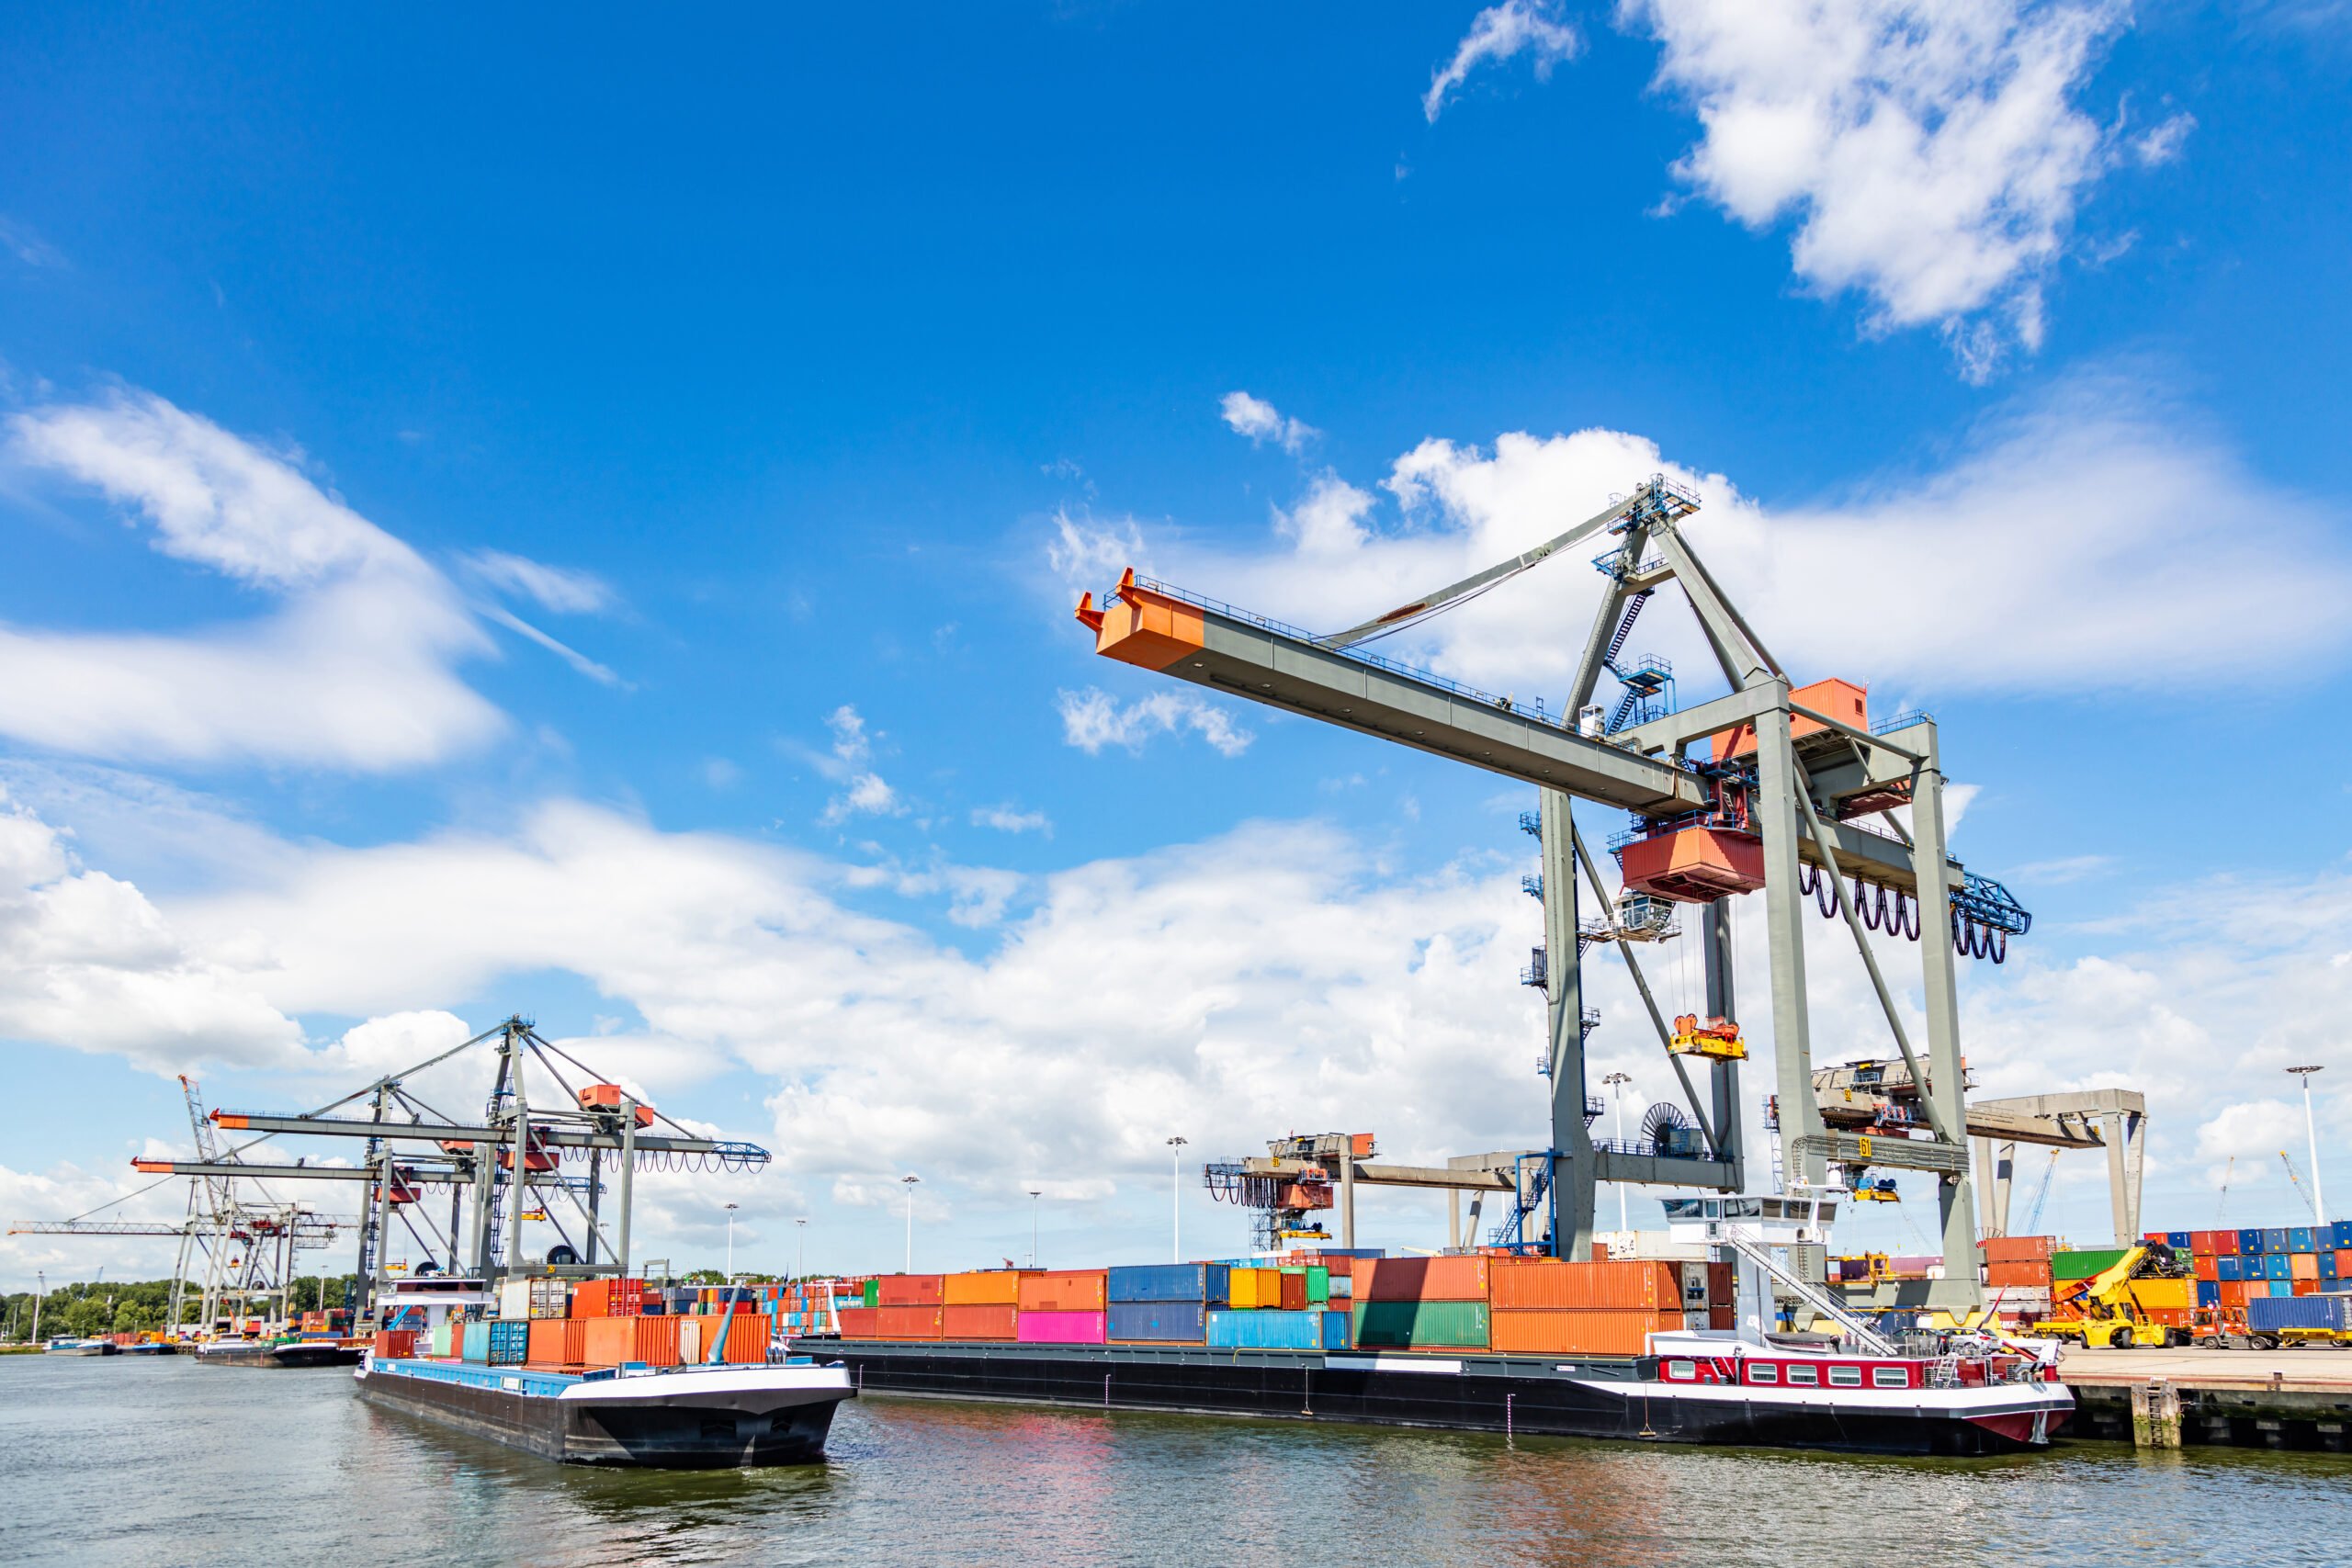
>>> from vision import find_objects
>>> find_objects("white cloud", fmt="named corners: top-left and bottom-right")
top-left (1057, 687), bottom-right (1254, 758)
top-left (459, 549), bottom-right (616, 615)
top-left (0, 389), bottom-right (615, 772)
top-left (1622, 0), bottom-right (2132, 376)
top-left (972, 805), bottom-right (1052, 836)
top-left (816, 705), bottom-right (904, 826)
top-left (2132, 111), bottom-right (2196, 167)
top-left (1219, 391), bottom-right (1317, 456)
top-left (0, 786), bottom-right (300, 1074)
top-left (1424, 1), bottom-right (1581, 122)
top-left (1056, 384), bottom-right (2352, 700)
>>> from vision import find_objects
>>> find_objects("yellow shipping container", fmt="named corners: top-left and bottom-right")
top-left (2126, 1278), bottom-right (2194, 1312)
top-left (1227, 1269), bottom-right (1283, 1309)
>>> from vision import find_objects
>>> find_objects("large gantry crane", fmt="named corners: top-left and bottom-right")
top-left (127, 1015), bottom-right (770, 1327)
top-left (1075, 475), bottom-right (2030, 1311)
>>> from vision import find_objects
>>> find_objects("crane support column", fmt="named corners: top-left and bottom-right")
top-left (2102, 1109), bottom-right (2145, 1247)
top-left (1541, 787), bottom-right (1597, 1259)
top-left (1908, 753), bottom-right (1983, 1307)
top-left (1701, 898), bottom-right (1745, 1190)
top-left (1752, 694), bottom-right (1825, 1190)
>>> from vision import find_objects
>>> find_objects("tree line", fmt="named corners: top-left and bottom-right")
top-left (3, 1274), bottom-right (358, 1341)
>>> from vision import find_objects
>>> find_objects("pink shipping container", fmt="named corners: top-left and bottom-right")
top-left (1015, 1310), bottom-right (1107, 1344)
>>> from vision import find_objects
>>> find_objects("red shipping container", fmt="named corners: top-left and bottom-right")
top-left (2192, 1257), bottom-right (2219, 1281)
top-left (2217, 1280), bottom-right (2255, 1307)
top-left (2210, 1230), bottom-right (2240, 1256)
top-left (1280, 1271), bottom-right (1309, 1312)
top-left (876, 1275), bottom-right (946, 1307)
top-left (631, 1316), bottom-right (682, 1368)
top-left (572, 1280), bottom-right (610, 1318)
top-left (2293, 1280), bottom-right (2321, 1296)
top-left (1359, 1256), bottom-right (1492, 1302)
top-left (1977, 1235), bottom-right (2056, 1264)
top-left (837, 1306), bottom-right (880, 1337)
top-left (2338, 1249), bottom-right (2352, 1277)
top-left (370, 1329), bottom-right (416, 1358)
top-left (1016, 1271), bottom-right (1108, 1313)
top-left (941, 1303), bottom-right (1019, 1340)
top-left (1488, 1259), bottom-right (1677, 1310)
top-left (874, 1305), bottom-right (944, 1338)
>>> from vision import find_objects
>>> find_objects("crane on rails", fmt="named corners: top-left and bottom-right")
top-left (1074, 474), bottom-right (2034, 1311)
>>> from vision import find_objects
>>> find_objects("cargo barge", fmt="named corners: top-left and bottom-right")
top-left (355, 1352), bottom-right (854, 1466)
top-left (799, 1333), bottom-right (2065, 1457)
top-left (196, 1338), bottom-right (363, 1369)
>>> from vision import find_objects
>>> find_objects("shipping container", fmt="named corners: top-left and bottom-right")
top-left (2125, 1279), bottom-right (2194, 1313)
top-left (1107, 1301), bottom-right (1207, 1342)
top-left (1357, 1256), bottom-right (1492, 1302)
top-left (2290, 1227), bottom-right (2316, 1254)
top-left (2272, 1280), bottom-right (2298, 1297)
top-left (428, 1321), bottom-right (454, 1357)
top-left (1015, 1309), bottom-right (1106, 1344)
top-left (2191, 1256), bottom-right (2219, 1281)
top-left (941, 1304), bottom-right (1019, 1340)
top-left (1278, 1270), bottom-right (1309, 1312)
top-left (2217, 1280), bottom-right (2255, 1308)
top-left (1487, 1308), bottom-right (1680, 1357)
top-left (526, 1317), bottom-right (582, 1366)
top-left (1489, 1258), bottom-right (1679, 1310)
top-left (2246, 1293), bottom-right (2352, 1333)
top-left (943, 1271), bottom-right (1024, 1306)
top-left (1204, 1308), bottom-right (1348, 1350)
top-left (2202, 1229), bottom-right (2238, 1256)
top-left (1015, 1271), bottom-right (1107, 1314)
top-left (874, 1306), bottom-right (944, 1339)
top-left (2291, 1252), bottom-right (2321, 1280)
top-left (2051, 1249), bottom-right (2130, 1280)
top-left (2264, 1227), bottom-right (2291, 1252)
top-left (876, 1275), bottom-right (945, 1308)
top-left (693, 1312), bottom-right (768, 1363)
top-left (2324, 1254), bottom-right (2343, 1282)
top-left (2267, 1255), bottom-right (2293, 1281)
top-left (460, 1321), bottom-right (492, 1363)
top-left (2240, 1228), bottom-right (2267, 1255)
top-left (2217, 1256), bottom-right (2244, 1282)
top-left (839, 1306), bottom-right (879, 1337)
top-left (1227, 1269), bottom-right (1283, 1309)
top-left (371, 1329), bottom-right (417, 1358)
top-left (862, 1280), bottom-right (879, 1309)
top-left (1978, 1235), bottom-right (2056, 1264)
top-left (1106, 1264), bottom-right (1230, 1304)
top-left (1984, 1260), bottom-right (2052, 1289)
top-left (2196, 1280), bottom-right (2221, 1308)
top-left (2335, 1221), bottom-right (2352, 1249)
top-left (1351, 1299), bottom-right (1490, 1349)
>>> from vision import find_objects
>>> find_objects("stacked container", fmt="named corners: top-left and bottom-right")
top-left (1107, 1264), bottom-right (1226, 1344)
top-left (1017, 1270), bottom-right (1108, 1343)
top-left (942, 1271), bottom-right (1024, 1340)
top-left (1351, 1258), bottom-right (1493, 1350)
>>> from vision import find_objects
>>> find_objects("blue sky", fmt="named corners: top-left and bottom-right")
top-left (4, 2), bottom-right (2349, 1286)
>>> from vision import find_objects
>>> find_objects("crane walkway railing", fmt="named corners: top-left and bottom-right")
top-left (1709, 1224), bottom-right (1899, 1356)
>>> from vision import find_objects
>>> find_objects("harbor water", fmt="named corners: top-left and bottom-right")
top-left (4, 1356), bottom-right (2346, 1566)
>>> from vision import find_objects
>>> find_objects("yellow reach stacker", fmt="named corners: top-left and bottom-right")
top-left (2031, 1245), bottom-right (2199, 1348)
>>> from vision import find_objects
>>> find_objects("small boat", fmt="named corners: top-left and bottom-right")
top-left (119, 1340), bottom-right (177, 1356)
top-left (42, 1337), bottom-right (119, 1357)
top-left (356, 1352), bottom-right (854, 1467)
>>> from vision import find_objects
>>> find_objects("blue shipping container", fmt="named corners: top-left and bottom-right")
top-left (1205, 1309), bottom-right (1351, 1351)
top-left (2240, 1228), bottom-right (2267, 1255)
top-left (2265, 1227), bottom-right (2291, 1252)
top-left (1107, 1264), bottom-right (1231, 1305)
top-left (2217, 1257), bottom-right (2243, 1282)
top-left (2324, 1255), bottom-right (2343, 1281)
top-left (2196, 1280), bottom-right (2221, 1308)
top-left (460, 1321), bottom-right (491, 1363)
top-left (2290, 1227), bottom-right (2316, 1253)
top-left (2267, 1255), bottom-right (2293, 1281)
top-left (1107, 1302), bottom-right (1208, 1342)
top-left (2334, 1221), bottom-right (2352, 1249)
top-left (488, 1319), bottom-right (528, 1366)
top-left (2272, 1281), bottom-right (2297, 1297)
top-left (2246, 1293), bottom-right (2352, 1333)
top-left (2166, 1231), bottom-right (2192, 1249)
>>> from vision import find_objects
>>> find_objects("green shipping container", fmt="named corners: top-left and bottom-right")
top-left (1306, 1266), bottom-right (1329, 1306)
top-left (863, 1280), bottom-right (879, 1308)
top-left (1351, 1299), bottom-right (1489, 1349)
top-left (2051, 1249), bottom-right (2130, 1280)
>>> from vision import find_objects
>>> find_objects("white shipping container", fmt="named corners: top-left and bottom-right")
top-left (497, 1279), bottom-right (532, 1321)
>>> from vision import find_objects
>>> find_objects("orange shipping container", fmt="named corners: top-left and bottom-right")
top-left (876, 1275), bottom-right (945, 1307)
top-left (1488, 1259), bottom-right (1677, 1310)
top-left (944, 1271), bottom-right (1024, 1306)
top-left (572, 1280), bottom-right (610, 1318)
top-left (582, 1316), bottom-right (635, 1366)
top-left (2290, 1252), bottom-right (2320, 1280)
top-left (838, 1306), bottom-right (879, 1337)
top-left (1359, 1256), bottom-right (1491, 1303)
top-left (875, 1306), bottom-right (944, 1338)
top-left (527, 1318), bottom-right (585, 1366)
top-left (1984, 1261), bottom-right (2052, 1289)
top-left (2338, 1249), bottom-right (2352, 1278)
top-left (2217, 1280), bottom-right (2255, 1308)
top-left (692, 1312), bottom-right (768, 1363)
top-left (1488, 1308), bottom-right (1680, 1357)
top-left (941, 1303), bottom-right (1019, 1339)
top-left (1017, 1270), bottom-right (1107, 1313)
top-left (2192, 1257), bottom-right (2219, 1281)
top-left (1978, 1235), bottom-right (2057, 1265)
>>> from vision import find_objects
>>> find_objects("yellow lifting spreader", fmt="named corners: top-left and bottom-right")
top-left (1669, 1013), bottom-right (1747, 1061)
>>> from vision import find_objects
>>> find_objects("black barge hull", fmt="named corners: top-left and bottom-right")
top-left (800, 1338), bottom-right (2070, 1458)
top-left (356, 1357), bottom-right (853, 1468)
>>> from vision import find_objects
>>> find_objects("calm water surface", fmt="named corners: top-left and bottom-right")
top-left (3, 1355), bottom-right (2345, 1566)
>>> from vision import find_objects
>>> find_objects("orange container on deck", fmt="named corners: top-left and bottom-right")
top-left (1979, 1235), bottom-right (2057, 1264)
top-left (1984, 1261), bottom-right (2052, 1289)
top-left (1017, 1270), bottom-right (1107, 1313)
top-left (526, 1319), bottom-right (582, 1366)
top-left (1489, 1308), bottom-right (1680, 1357)
top-left (691, 1312), bottom-right (769, 1363)
top-left (2290, 1253), bottom-right (2320, 1280)
top-left (1359, 1257), bottom-right (1492, 1302)
top-left (838, 1306), bottom-right (879, 1337)
top-left (944, 1271), bottom-right (1024, 1306)
top-left (1488, 1259), bottom-right (1679, 1311)
top-left (370, 1329), bottom-right (417, 1358)
top-left (874, 1306), bottom-right (945, 1339)
top-left (876, 1275), bottom-right (945, 1307)
top-left (941, 1303), bottom-right (1019, 1340)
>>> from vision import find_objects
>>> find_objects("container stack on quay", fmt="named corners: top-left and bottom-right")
top-left (1976, 1221), bottom-right (2352, 1326)
top-left (829, 1250), bottom-right (1733, 1358)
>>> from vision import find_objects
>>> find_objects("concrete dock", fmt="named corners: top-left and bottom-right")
top-left (2058, 1347), bottom-right (2352, 1451)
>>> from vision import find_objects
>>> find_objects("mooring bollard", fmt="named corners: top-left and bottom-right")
top-left (2130, 1379), bottom-right (2181, 1449)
